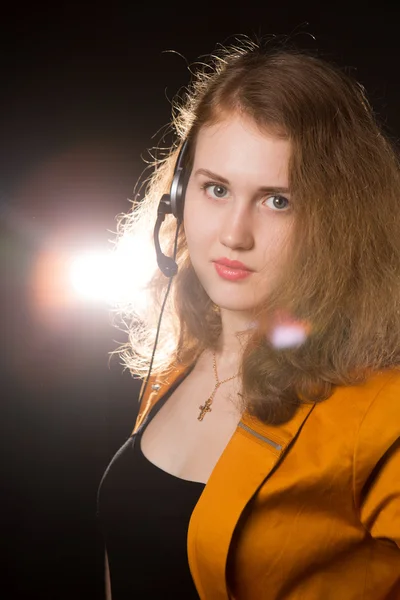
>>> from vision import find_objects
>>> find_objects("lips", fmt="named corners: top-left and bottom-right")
top-left (214, 258), bottom-right (253, 271)
top-left (213, 258), bottom-right (254, 281)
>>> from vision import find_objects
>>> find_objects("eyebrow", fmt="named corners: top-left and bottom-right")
top-left (194, 168), bottom-right (290, 194)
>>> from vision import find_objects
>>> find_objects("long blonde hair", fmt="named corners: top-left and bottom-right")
top-left (114, 37), bottom-right (400, 424)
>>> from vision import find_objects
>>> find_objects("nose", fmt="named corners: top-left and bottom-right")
top-left (219, 202), bottom-right (255, 251)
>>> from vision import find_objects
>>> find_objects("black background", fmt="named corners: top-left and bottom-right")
top-left (1, 2), bottom-right (399, 599)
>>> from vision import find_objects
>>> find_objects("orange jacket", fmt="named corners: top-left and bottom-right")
top-left (133, 367), bottom-right (400, 599)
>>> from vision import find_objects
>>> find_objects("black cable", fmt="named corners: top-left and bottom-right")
top-left (137, 219), bottom-right (181, 409)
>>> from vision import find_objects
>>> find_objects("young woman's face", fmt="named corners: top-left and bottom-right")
top-left (183, 114), bottom-right (294, 315)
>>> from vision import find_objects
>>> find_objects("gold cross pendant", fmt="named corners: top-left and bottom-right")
top-left (198, 398), bottom-right (213, 421)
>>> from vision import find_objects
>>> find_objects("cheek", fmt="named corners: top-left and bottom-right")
top-left (262, 227), bottom-right (292, 266)
top-left (184, 225), bottom-right (207, 259)
top-left (184, 210), bottom-right (216, 272)
top-left (183, 211), bottom-right (201, 257)
top-left (184, 198), bottom-right (212, 244)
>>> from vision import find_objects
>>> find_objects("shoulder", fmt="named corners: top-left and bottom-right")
top-left (327, 368), bottom-right (400, 429)
top-left (355, 369), bottom-right (400, 436)
top-left (351, 370), bottom-right (400, 546)
top-left (352, 369), bottom-right (400, 488)
top-left (311, 369), bottom-right (400, 481)
top-left (339, 368), bottom-right (400, 410)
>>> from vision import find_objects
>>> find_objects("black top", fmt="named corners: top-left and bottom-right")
top-left (97, 378), bottom-right (205, 599)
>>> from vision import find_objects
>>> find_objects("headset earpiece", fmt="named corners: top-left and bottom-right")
top-left (154, 139), bottom-right (189, 276)
top-left (169, 138), bottom-right (189, 221)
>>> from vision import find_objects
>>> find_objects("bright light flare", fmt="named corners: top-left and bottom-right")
top-left (270, 322), bottom-right (309, 349)
top-left (69, 234), bottom-right (157, 307)
top-left (268, 310), bottom-right (312, 349)
top-left (70, 251), bottom-right (114, 302)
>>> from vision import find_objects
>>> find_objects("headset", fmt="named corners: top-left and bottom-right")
top-left (136, 139), bottom-right (190, 415)
top-left (153, 139), bottom-right (189, 277)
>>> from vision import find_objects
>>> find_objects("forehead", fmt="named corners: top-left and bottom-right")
top-left (193, 114), bottom-right (291, 184)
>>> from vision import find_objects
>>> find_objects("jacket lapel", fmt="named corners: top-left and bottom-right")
top-left (187, 403), bottom-right (316, 599)
top-left (131, 364), bottom-right (189, 435)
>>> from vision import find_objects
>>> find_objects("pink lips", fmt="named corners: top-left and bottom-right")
top-left (213, 258), bottom-right (253, 281)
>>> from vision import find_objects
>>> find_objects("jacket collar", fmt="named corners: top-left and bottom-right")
top-left (132, 364), bottom-right (189, 435)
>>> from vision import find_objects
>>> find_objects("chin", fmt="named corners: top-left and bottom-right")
top-left (205, 290), bottom-right (259, 314)
top-left (195, 270), bottom-right (264, 313)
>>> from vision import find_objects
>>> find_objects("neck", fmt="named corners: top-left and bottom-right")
top-left (214, 309), bottom-right (254, 372)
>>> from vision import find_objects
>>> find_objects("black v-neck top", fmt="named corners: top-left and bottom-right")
top-left (97, 379), bottom-right (205, 599)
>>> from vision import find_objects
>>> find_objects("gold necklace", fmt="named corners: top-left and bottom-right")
top-left (198, 351), bottom-right (239, 421)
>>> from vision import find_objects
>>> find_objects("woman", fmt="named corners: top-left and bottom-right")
top-left (97, 38), bottom-right (400, 599)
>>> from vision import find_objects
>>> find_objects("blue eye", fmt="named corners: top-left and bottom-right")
top-left (264, 195), bottom-right (290, 211)
top-left (204, 184), bottom-right (229, 199)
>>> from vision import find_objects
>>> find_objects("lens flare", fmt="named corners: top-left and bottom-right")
top-left (69, 233), bottom-right (157, 308)
top-left (268, 310), bottom-right (311, 349)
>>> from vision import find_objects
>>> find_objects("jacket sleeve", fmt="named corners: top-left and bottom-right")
top-left (354, 372), bottom-right (400, 548)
